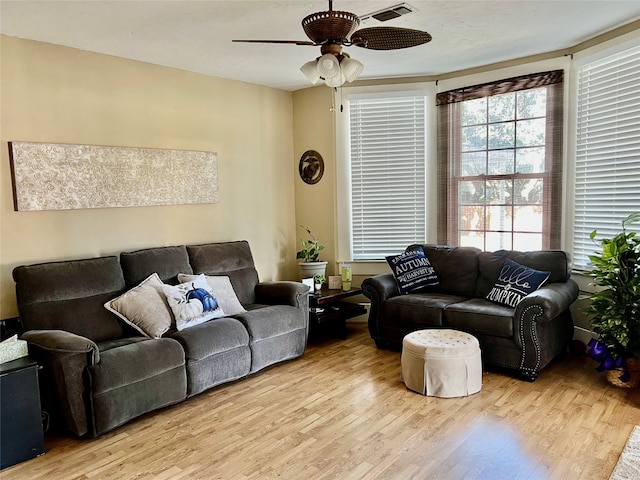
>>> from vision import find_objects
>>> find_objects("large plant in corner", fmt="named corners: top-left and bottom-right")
top-left (587, 212), bottom-right (640, 386)
top-left (296, 225), bottom-right (327, 280)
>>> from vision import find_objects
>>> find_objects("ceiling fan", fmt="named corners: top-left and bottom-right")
top-left (233, 1), bottom-right (432, 87)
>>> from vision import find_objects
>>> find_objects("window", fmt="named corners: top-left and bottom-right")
top-left (572, 43), bottom-right (640, 269)
top-left (346, 92), bottom-right (427, 259)
top-left (437, 71), bottom-right (564, 251)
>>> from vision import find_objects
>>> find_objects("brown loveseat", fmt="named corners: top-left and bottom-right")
top-left (361, 245), bottom-right (579, 381)
top-left (14, 241), bottom-right (309, 437)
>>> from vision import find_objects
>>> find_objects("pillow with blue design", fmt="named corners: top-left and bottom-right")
top-left (486, 259), bottom-right (550, 308)
top-left (385, 246), bottom-right (440, 295)
top-left (162, 274), bottom-right (225, 330)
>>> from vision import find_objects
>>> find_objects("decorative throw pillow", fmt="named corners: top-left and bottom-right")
top-left (104, 273), bottom-right (173, 338)
top-left (486, 259), bottom-right (551, 308)
top-left (177, 274), bottom-right (247, 316)
top-left (385, 247), bottom-right (440, 295)
top-left (162, 274), bottom-right (225, 331)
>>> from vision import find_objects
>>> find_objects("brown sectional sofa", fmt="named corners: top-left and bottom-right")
top-left (13, 241), bottom-right (309, 437)
top-left (362, 245), bottom-right (579, 381)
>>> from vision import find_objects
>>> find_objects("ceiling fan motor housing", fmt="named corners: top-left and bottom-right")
top-left (302, 10), bottom-right (360, 44)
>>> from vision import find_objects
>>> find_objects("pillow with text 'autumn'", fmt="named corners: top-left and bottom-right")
top-left (385, 247), bottom-right (440, 295)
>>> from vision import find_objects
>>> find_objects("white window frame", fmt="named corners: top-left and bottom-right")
top-left (335, 83), bottom-right (436, 262)
top-left (447, 86), bottom-right (557, 251)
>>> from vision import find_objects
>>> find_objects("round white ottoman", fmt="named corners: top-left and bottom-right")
top-left (401, 329), bottom-right (482, 398)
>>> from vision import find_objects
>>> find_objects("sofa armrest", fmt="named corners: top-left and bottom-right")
top-left (255, 281), bottom-right (310, 308)
top-left (515, 280), bottom-right (579, 324)
top-left (21, 330), bottom-right (99, 436)
top-left (361, 273), bottom-right (400, 344)
top-left (512, 280), bottom-right (579, 379)
top-left (22, 330), bottom-right (100, 364)
top-left (361, 273), bottom-right (400, 302)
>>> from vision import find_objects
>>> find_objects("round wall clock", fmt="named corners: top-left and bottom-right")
top-left (298, 150), bottom-right (324, 185)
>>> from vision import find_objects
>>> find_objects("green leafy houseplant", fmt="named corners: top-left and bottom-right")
top-left (586, 212), bottom-right (640, 383)
top-left (313, 273), bottom-right (326, 285)
top-left (296, 225), bottom-right (325, 263)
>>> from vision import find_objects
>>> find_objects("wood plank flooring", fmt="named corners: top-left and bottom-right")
top-left (3, 322), bottom-right (640, 480)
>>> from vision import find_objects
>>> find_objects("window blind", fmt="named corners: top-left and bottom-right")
top-left (573, 44), bottom-right (640, 269)
top-left (349, 94), bottom-right (426, 259)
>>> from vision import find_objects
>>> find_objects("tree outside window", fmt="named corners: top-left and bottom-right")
top-left (437, 71), bottom-right (563, 251)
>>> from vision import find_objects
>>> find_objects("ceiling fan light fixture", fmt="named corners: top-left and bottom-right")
top-left (235, 1), bottom-right (433, 89)
top-left (341, 57), bottom-right (364, 82)
top-left (300, 60), bottom-right (321, 84)
top-left (317, 53), bottom-right (341, 78)
top-left (235, 0), bottom-right (433, 89)
top-left (324, 71), bottom-right (346, 88)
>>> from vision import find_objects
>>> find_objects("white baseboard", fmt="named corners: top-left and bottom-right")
top-left (573, 326), bottom-right (594, 346)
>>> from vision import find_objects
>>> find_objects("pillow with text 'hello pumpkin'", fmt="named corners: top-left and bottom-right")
top-left (486, 259), bottom-right (550, 308)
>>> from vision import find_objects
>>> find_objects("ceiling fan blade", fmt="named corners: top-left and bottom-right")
top-left (232, 39), bottom-right (317, 46)
top-left (351, 27), bottom-right (432, 50)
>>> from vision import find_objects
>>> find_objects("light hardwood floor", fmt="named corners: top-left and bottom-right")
top-left (4, 322), bottom-right (640, 480)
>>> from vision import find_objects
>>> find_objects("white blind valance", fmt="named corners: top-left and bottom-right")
top-left (349, 94), bottom-right (427, 259)
top-left (573, 44), bottom-right (640, 269)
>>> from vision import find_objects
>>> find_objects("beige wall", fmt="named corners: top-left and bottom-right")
top-left (292, 86), bottom-right (337, 277)
top-left (0, 35), bottom-right (298, 318)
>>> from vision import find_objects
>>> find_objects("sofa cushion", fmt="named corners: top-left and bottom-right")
top-left (384, 293), bottom-right (468, 327)
top-left (120, 245), bottom-right (192, 287)
top-left (234, 304), bottom-right (306, 341)
top-left (88, 337), bottom-right (186, 435)
top-left (90, 337), bottom-right (185, 392)
top-left (485, 259), bottom-right (550, 307)
top-left (233, 304), bottom-right (307, 372)
top-left (186, 241), bottom-right (259, 305)
top-left (162, 275), bottom-right (225, 331)
top-left (169, 317), bottom-right (250, 361)
top-left (444, 299), bottom-right (514, 338)
top-left (104, 273), bottom-right (173, 338)
top-left (385, 247), bottom-right (439, 294)
top-left (169, 317), bottom-right (251, 396)
top-left (13, 256), bottom-right (127, 342)
top-left (97, 336), bottom-right (149, 352)
top-left (411, 245), bottom-right (481, 298)
top-left (178, 274), bottom-right (247, 316)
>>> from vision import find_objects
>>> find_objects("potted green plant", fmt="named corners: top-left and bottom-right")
top-left (296, 225), bottom-right (327, 280)
top-left (586, 212), bottom-right (640, 387)
top-left (313, 273), bottom-right (326, 293)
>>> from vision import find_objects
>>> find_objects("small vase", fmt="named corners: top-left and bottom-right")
top-left (314, 283), bottom-right (322, 293)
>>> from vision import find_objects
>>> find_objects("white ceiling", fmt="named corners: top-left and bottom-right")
top-left (1, 1), bottom-right (639, 91)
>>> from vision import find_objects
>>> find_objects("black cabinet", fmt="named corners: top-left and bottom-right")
top-left (309, 288), bottom-right (367, 339)
top-left (0, 357), bottom-right (45, 469)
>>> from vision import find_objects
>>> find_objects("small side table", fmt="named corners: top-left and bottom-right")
top-left (309, 287), bottom-right (367, 339)
top-left (0, 357), bottom-right (45, 469)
